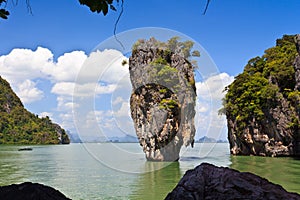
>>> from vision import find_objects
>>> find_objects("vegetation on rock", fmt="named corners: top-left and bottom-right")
top-left (221, 34), bottom-right (300, 156)
top-left (221, 35), bottom-right (298, 132)
top-left (0, 76), bottom-right (70, 144)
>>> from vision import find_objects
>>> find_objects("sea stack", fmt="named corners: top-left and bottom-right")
top-left (129, 37), bottom-right (197, 161)
top-left (222, 34), bottom-right (300, 157)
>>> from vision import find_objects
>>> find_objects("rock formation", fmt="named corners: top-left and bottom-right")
top-left (129, 37), bottom-right (197, 161)
top-left (165, 163), bottom-right (300, 200)
top-left (0, 76), bottom-right (70, 144)
top-left (0, 182), bottom-right (71, 200)
top-left (222, 35), bottom-right (300, 156)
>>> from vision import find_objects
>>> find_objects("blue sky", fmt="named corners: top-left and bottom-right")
top-left (0, 0), bottom-right (299, 141)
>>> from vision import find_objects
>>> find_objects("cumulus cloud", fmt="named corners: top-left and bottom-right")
top-left (15, 80), bottom-right (44, 103)
top-left (77, 49), bottom-right (129, 84)
top-left (0, 47), bottom-right (87, 105)
top-left (0, 47), bottom-right (53, 83)
top-left (45, 51), bottom-right (87, 82)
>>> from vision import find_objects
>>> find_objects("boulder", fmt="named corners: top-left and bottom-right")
top-left (0, 182), bottom-right (70, 200)
top-left (165, 163), bottom-right (300, 200)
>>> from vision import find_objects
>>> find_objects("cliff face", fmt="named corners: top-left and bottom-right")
top-left (0, 76), bottom-right (70, 144)
top-left (223, 35), bottom-right (300, 157)
top-left (129, 37), bottom-right (197, 161)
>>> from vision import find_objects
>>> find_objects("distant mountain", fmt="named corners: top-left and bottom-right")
top-left (0, 76), bottom-right (70, 144)
top-left (197, 136), bottom-right (217, 143)
top-left (68, 132), bottom-right (138, 143)
top-left (107, 135), bottom-right (138, 143)
top-left (217, 139), bottom-right (228, 143)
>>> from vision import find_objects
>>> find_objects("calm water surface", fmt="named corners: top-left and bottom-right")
top-left (0, 143), bottom-right (299, 199)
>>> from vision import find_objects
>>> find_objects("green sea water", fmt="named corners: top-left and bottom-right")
top-left (0, 143), bottom-right (299, 199)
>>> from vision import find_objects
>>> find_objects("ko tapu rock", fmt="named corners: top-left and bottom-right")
top-left (129, 37), bottom-right (198, 161)
top-left (221, 34), bottom-right (300, 157)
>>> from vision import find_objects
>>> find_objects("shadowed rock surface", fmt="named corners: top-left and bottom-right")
top-left (129, 37), bottom-right (197, 161)
top-left (0, 182), bottom-right (71, 200)
top-left (222, 34), bottom-right (300, 157)
top-left (165, 163), bottom-right (300, 200)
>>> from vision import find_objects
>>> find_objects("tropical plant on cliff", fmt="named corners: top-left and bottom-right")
top-left (220, 35), bottom-right (299, 135)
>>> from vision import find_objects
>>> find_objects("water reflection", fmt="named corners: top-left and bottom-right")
top-left (130, 162), bottom-right (182, 200)
top-left (230, 156), bottom-right (300, 193)
top-left (0, 146), bottom-right (25, 185)
top-left (0, 145), bottom-right (68, 187)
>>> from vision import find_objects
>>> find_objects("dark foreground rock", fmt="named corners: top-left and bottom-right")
top-left (0, 182), bottom-right (71, 200)
top-left (165, 163), bottom-right (300, 200)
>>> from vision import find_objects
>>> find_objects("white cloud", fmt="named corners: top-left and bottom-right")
top-left (0, 47), bottom-right (53, 83)
top-left (113, 102), bottom-right (131, 118)
top-left (15, 80), bottom-right (44, 103)
top-left (0, 47), bottom-right (88, 105)
top-left (44, 51), bottom-right (87, 82)
top-left (196, 72), bottom-right (233, 100)
top-left (77, 49), bottom-right (129, 84)
top-left (39, 112), bottom-right (53, 118)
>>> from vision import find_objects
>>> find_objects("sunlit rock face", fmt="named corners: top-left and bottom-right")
top-left (129, 38), bottom-right (197, 161)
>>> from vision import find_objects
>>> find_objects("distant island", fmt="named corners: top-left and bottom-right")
top-left (0, 76), bottom-right (70, 144)
top-left (195, 136), bottom-right (227, 143)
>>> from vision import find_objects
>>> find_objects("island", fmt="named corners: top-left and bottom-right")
top-left (0, 76), bottom-right (69, 144)
top-left (221, 34), bottom-right (300, 157)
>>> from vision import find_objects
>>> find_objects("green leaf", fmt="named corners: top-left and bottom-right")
top-left (0, 9), bottom-right (9, 19)
top-left (110, 4), bottom-right (116, 11)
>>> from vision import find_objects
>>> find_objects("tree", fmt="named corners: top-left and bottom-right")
top-left (78, 0), bottom-right (121, 16)
top-left (0, 0), bottom-right (211, 20)
top-left (0, 0), bottom-right (9, 19)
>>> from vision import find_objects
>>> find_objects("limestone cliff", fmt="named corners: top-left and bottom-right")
top-left (222, 35), bottom-right (300, 157)
top-left (129, 37), bottom-right (197, 161)
top-left (0, 76), bottom-right (70, 144)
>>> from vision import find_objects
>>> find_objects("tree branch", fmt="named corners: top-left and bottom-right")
top-left (113, 0), bottom-right (124, 50)
top-left (203, 0), bottom-right (211, 15)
